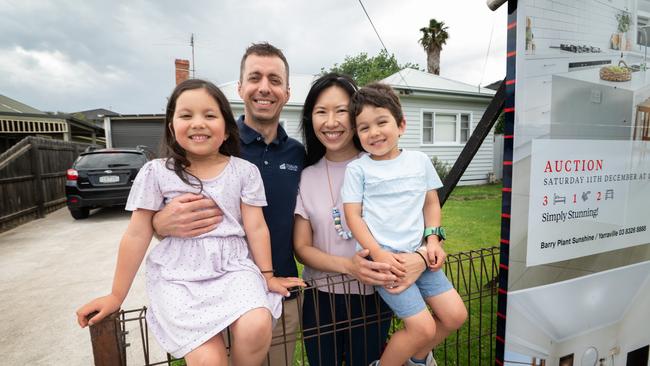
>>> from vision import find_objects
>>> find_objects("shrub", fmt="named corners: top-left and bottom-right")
top-left (431, 156), bottom-right (450, 181)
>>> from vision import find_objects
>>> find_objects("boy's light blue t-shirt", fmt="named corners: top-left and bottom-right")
top-left (341, 150), bottom-right (443, 253)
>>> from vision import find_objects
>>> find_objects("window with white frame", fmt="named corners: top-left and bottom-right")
top-left (422, 111), bottom-right (471, 144)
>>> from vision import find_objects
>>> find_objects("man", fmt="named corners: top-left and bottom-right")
top-left (152, 42), bottom-right (431, 365)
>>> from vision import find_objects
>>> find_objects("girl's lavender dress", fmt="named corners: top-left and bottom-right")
top-left (125, 157), bottom-right (282, 357)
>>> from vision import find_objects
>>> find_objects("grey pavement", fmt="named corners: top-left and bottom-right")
top-left (0, 207), bottom-right (167, 365)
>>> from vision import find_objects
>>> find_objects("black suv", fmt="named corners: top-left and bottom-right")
top-left (65, 146), bottom-right (152, 219)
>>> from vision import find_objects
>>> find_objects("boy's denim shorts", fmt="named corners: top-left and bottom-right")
top-left (375, 249), bottom-right (453, 319)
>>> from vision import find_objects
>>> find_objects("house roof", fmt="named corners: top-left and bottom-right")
top-left (74, 108), bottom-right (119, 122)
top-left (0, 94), bottom-right (45, 114)
top-left (219, 74), bottom-right (318, 107)
top-left (381, 68), bottom-right (495, 97)
top-left (484, 80), bottom-right (503, 90)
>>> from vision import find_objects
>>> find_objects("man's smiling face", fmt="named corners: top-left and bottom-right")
top-left (238, 54), bottom-right (290, 125)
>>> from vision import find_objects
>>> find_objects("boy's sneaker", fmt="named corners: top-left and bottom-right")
top-left (405, 351), bottom-right (438, 366)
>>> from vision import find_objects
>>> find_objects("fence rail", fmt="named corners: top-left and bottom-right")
top-left (0, 136), bottom-right (89, 232)
top-left (88, 246), bottom-right (499, 366)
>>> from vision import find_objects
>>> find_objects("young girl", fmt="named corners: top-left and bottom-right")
top-left (76, 79), bottom-right (295, 365)
top-left (342, 83), bottom-right (467, 366)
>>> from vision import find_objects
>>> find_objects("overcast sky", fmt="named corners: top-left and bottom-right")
top-left (0, 0), bottom-right (506, 114)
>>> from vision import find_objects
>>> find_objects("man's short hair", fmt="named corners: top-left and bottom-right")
top-left (239, 42), bottom-right (290, 86)
top-left (349, 82), bottom-right (404, 127)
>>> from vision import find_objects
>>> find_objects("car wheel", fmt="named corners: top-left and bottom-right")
top-left (69, 207), bottom-right (90, 220)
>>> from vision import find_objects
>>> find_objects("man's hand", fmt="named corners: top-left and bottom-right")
top-left (348, 249), bottom-right (397, 286)
top-left (152, 193), bottom-right (223, 238)
top-left (426, 237), bottom-right (446, 271)
top-left (76, 294), bottom-right (121, 328)
top-left (266, 276), bottom-right (306, 297)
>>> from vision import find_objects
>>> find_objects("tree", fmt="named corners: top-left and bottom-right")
top-left (321, 49), bottom-right (419, 86)
top-left (418, 18), bottom-right (449, 75)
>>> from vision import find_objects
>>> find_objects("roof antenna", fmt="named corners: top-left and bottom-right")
top-left (190, 33), bottom-right (196, 78)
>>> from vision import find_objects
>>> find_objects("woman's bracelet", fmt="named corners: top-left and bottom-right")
top-left (415, 250), bottom-right (428, 268)
top-left (260, 269), bottom-right (274, 274)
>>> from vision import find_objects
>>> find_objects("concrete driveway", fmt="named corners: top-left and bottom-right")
top-left (0, 207), bottom-right (167, 365)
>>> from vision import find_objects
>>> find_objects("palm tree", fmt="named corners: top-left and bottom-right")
top-left (418, 19), bottom-right (449, 75)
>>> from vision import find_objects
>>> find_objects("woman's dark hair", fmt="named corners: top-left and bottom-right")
top-left (161, 78), bottom-right (240, 190)
top-left (300, 73), bottom-right (363, 166)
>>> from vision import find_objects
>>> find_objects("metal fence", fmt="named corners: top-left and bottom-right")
top-left (88, 247), bottom-right (499, 366)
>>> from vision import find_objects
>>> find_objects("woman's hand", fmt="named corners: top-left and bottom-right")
top-left (266, 276), bottom-right (306, 297)
top-left (76, 294), bottom-right (122, 327)
top-left (152, 193), bottom-right (223, 238)
top-left (347, 249), bottom-right (396, 286)
top-left (384, 251), bottom-right (428, 294)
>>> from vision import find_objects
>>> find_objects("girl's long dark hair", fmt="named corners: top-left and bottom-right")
top-left (300, 73), bottom-right (363, 167)
top-left (161, 78), bottom-right (240, 190)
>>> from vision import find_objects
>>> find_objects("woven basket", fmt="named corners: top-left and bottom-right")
top-left (600, 66), bottom-right (631, 82)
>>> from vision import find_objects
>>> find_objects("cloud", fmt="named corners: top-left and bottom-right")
top-left (0, 0), bottom-right (507, 113)
top-left (0, 46), bottom-right (131, 112)
top-left (0, 46), bottom-right (127, 90)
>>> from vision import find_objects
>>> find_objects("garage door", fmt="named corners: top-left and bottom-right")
top-left (111, 119), bottom-right (164, 155)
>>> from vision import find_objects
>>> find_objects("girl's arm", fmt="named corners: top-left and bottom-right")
top-left (76, 209), bottom-right (155, 327)
top-left (423, 189), bottom-right (446, 270)
top-left (293, 215), bottom-right (395, 285)
top-left (343, 203), bottom-right (406, 276)
top-left (241, 203), bottom-right (305, 297)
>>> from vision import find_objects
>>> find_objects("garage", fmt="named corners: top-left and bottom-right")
top-left (106, 115), bottom-right (164, 155)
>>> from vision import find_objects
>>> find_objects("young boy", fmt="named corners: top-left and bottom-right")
top-left (341, 83), bottom-right (467, 366)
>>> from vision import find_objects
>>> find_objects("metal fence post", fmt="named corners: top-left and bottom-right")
top-left (89, 311), bottom-right (126, 366)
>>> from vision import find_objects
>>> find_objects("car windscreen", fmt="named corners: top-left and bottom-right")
top-left (75, 152), bottom-right (147, 169)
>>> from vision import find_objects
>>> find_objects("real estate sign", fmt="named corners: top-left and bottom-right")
top-left (527, 140), bottom-right (650, 265)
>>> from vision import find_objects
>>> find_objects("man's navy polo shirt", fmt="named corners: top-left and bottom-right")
top-left (237, 116), bottom-right (305, 279)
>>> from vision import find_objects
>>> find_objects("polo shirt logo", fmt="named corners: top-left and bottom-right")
top-left (279, 163), bottom-right (298, 171)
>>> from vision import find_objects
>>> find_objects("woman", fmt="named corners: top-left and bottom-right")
top-left (293, 73), bottom-right (430, 365)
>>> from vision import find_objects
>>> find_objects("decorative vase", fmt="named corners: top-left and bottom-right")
top-left (620, 33), bottom-right (627, 51)
top-left (611, 33), bottom-right (620, 50)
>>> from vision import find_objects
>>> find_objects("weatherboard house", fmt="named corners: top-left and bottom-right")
top-left (105, 68), bottom-right (496, 185)
top-left (0, 94), bottom-right (105, 154)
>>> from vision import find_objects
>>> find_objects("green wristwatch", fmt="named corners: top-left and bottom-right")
top-left (424, 226), bottom-right (446, 241)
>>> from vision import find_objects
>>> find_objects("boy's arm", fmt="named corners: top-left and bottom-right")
top-left (423, 189), bottom-right (446, 270)
top-left (241, 202), bottom-right (305, 297)
top-left (77, 209), bottom-right (155, 327)
top-left (344, 203), bottom-right (406, 276)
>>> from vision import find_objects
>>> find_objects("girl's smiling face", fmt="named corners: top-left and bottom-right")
top-left (171, 88), bottom-right (228, 161)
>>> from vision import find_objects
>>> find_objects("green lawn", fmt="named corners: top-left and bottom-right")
top-left (442, 183), bottom-right (502, 253)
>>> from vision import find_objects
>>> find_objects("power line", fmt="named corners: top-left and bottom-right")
top-left (358, 0), bottom-right (389, 54)
top-left (479, 13), bottom-right (496, 90)
top-left (357, 0), bottom-right (411, 90)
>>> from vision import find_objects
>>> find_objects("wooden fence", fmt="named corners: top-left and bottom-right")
top-left (0, 136), bottom-right (90, 233)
